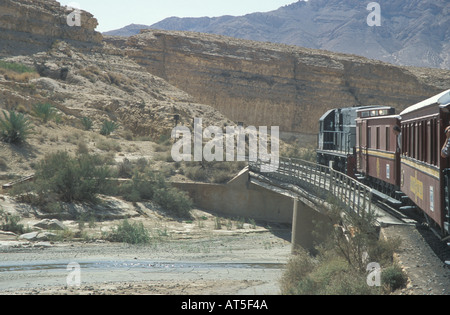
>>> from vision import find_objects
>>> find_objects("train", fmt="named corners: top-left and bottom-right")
top-left (316, 89), bottom-right (450, 237)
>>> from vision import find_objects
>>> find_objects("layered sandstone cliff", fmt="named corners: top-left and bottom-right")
top-left (0, 0), bottom-right (102, 56)
top-left (107, 29), bottom-right (450, 134)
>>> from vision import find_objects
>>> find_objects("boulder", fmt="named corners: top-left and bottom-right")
top-left (19, 231), bottom-right (57, 241)
top-left (34, 219), bottom-right (66, 231)
top-left (19, 232), bottom-right (39, 241)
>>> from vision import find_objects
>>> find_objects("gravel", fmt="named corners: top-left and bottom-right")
top-left (381, 225), bottom-right (450, 295)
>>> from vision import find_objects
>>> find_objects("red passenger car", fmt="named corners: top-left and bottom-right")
top-left (400, 89), bottom-right (450, 235)
top-left (356, 107), bottom-right (400, 196)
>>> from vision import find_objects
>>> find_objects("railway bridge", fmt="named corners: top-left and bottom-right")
top-left (174, 157), bottom-right (411, 252)
top-left (248, 157), bottom-right (411, 251)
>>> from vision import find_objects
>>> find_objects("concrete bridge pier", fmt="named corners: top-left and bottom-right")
top-left (291, 198), bottom-right (329, 254)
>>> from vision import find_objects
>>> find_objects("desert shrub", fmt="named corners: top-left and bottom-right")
top-left (117, 158), bottom-right (133, 178)
top-left (0, 61), bottom-right (39, 82)
top-left (119, 171), bottom-right (163, 203)
top-left (0, 157), bottom-right (8, 171)
top-left (97, 138), bottom-right (121, 152)
top-left (80, 117), bottom-right (93, 130)
top-left (76, 141), bottom-right (89, 155)
top-left (381, 265), bottom-right (408, 291)
top-left (0, 60), bottom-right (35, 73)
top-left (211, 169), bottom-right (232, 183)
top-left (280, 198), bottom-right (402, 295)
top-left (0, 209), bottom-right (29, 234)
top-left (118, 170), bottom-right (192, 218)
top-left (107, 72), bottom-right (130, 86)
top-left (153, 187), bottom-right (192, 218)
top-left (184, 165), bottom-right (208, 181)
top-left (280, 249), bottom-right (316, 294)
top-left (107, 219), bottom-right (150, 244)
top-left (33, 103), bottom-right (59, 123)
top-left (100, 120), bottom-right (119, 136)
top-left (0, 110), bottom-right (33, 144)
top-left (281, 249), bottom-right (380, 295)
top-left (34, 151), bottom-right (113, 203)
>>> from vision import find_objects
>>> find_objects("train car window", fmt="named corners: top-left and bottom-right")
top-left (431, 119), bottom-right (437, 165)
top-left (427, 121), bottom-right (432, 164)
top-left (368, 127), bottom-right (372, 148)
top-left (386, 126), bottom-right (390, 151)
top-left (376, 127), bottom-right (380, 149)
top-left (416, 123), bottom-right (419, 159)
top-left (433, 118), bottom-right (438, 166)
top-left (412, 123), bottom-right (416, 159)
top-left (404, 125), bottom-right (407, 157)
top-left (418, 122), bottom-right (423, 161)
top-left (422, 121), bottom-right (427, 163)
top-left (358, 124), bottom-right (362, 147)
top-left (407, 124), bottom-right (412, 158)
top-left (409, 124), bottom-right (412, 158)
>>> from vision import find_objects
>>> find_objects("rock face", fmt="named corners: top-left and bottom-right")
top-left (0, 0), bottom-right (102, 56)
top-left (143, 0), bottom-right (450, 70)
top-left (107, 29), bottom-right (450, 134)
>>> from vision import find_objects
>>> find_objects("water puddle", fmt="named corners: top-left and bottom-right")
top-left (0, 260), bottom-right (285, 273)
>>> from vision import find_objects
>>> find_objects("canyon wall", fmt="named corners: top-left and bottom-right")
top-left (108, 29), bottom-right (450, 134)
top-left (0, 0), bottom-right (102, 56)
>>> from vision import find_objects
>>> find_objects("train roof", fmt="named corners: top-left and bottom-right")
top-left (400, 89), bottom-right (450, 116)
top-left (356, 106), bottom-right (393, 112)
top-left (357, 114), bottom-right (401, 121)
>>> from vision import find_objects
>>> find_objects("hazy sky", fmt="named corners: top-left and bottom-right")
top-left (58, 0), bottom-right (298, 33)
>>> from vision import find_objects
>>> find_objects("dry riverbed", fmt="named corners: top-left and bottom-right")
top-left (0, 211), bottom-right (292, 295)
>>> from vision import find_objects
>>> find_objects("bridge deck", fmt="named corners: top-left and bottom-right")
top-left (249, 158), bottom-right (412, 228)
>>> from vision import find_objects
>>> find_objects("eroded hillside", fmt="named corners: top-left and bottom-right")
top-left (106, 29), bottom-right (450, 135)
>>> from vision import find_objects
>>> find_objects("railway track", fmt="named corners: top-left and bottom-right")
top-left (366, 192), bottom-right (450, 267)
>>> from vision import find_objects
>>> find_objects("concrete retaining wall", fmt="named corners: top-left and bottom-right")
top-left (171, 169), bottom-right (294, 224)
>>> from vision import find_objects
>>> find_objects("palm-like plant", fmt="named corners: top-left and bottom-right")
top-left (0, 110), bottom-right (33, 144)
top-left (33, 103), bottom-right (58, 123)
top-left (100, 120), bottom-right (119, 136)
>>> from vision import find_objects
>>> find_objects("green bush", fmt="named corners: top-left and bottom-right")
top-left (280, 198), bottom-right (402, 295)
top-left (33, 103), bottom-right (59, 123)
top-left (107, 219), bottom-right (150, 244)
top-left (0, 209), bottom-right (29, 234)
top-left (80, 117), bottom-right (93, 131)
top-left (281, 249), bottom-right (381, 295)
top-left (34, 151), bottom-right (113, 203)
top-left (0, 110), bottom-right (33, 144)
top-left (0, 60), bottom-right (36, 73)
top-left (154, 187), bottom-right (192, 218)
top-left (118, 170), bottom-right (192, 218)
top-left (381, 265), bottom-right (408, 291)
top-left (100, 120), bottom-right (119, 136)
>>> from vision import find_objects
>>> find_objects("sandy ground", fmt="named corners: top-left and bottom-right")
top-left (0, 228), bottom-right (292, 295)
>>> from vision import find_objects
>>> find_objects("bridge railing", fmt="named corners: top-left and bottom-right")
top-left (248, 157), bottom-right (373, 217)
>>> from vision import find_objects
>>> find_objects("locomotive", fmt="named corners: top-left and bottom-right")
top-left (317, 106), bottom-right (388, 176)
top-left (316, 89), bottom-right (450, 237)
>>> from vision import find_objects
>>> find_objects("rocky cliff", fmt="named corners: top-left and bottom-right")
top-left (0, 0), bottom-right (102, 56)
top-left (106, 29), bottom-right (450, 135)
top-left (144, 0), bottom-right (450, 70)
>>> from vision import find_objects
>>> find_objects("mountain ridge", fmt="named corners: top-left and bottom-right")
top-left (104, 0), bottom-right (450, 69)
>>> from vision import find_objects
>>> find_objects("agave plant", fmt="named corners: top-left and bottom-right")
top-left (0, 110), bottom-right (33, 144)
